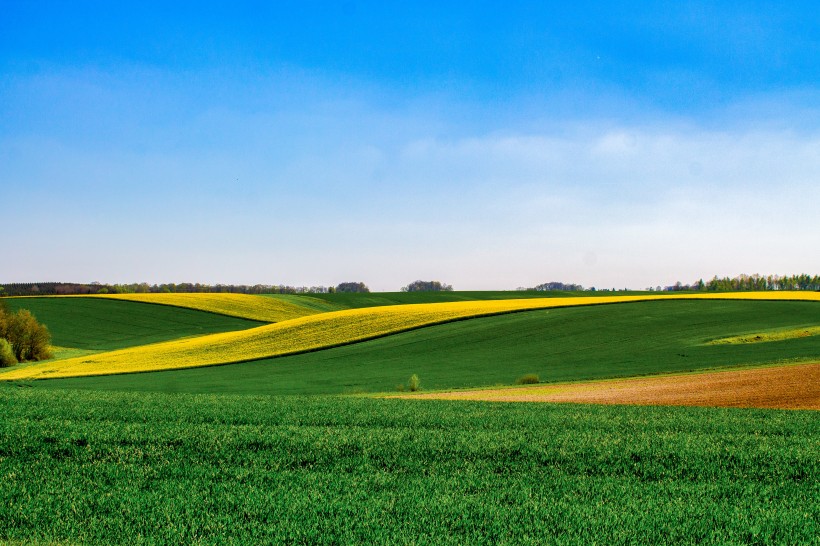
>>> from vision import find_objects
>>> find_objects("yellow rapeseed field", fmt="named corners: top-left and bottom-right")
top-left (707, 325), bottom-right (820, 345)
top-left (2, 292), bottom-right (818, 380)
top-left (91, 293), bottom-right (324, 322)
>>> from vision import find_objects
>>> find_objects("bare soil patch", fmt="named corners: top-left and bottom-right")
top-left (404, 362), bottom-right (820, 409)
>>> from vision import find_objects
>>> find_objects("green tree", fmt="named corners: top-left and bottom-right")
top-left (402, 280), bottom-right (453, 292)
top-left (0, 308), bottom-right (53, 363)
top-left (408, 374), bottom-right (420, 392)
top-left (0, 338), bottom-right (16, 367)
top-left (336, 282), bottom-right (370, 293)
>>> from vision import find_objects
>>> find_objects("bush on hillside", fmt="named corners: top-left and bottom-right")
top-left (0, 305), bottom-right (7, 337)
top-left (0, 307), bottom-right (53, 363)
top-left (515, 373), bottom-right (540, 385)
top-left (408, 374), bottom-right (421, 392)
top-left (0, 338), bottom-right (17, 367)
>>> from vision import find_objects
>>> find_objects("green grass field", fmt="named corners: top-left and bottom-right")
top-left (4, 297), bottom-right (264, 351)
top-left (0, 388), bottom-right (817, 545)
top-left (32, 299), bottom-right (820, 395)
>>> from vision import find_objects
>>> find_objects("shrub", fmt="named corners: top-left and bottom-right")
top-left (516, 373), bottom-right (540, 385)
top-left (0, 305), bottom-right (7, 340)
top-left (0, 338), bottom-right (17, 367)
top-left (0, 308), bottom-right (53, 363)
top-left (408, 374), bottom-right (420, 392)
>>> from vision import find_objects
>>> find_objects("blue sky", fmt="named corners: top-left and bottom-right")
top-left (3, 1), bottom-right (820, 290)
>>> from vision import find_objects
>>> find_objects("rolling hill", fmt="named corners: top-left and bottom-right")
top-left (17, 297), bottom-right (820, 396)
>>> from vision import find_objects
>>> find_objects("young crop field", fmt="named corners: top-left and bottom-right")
top-left (0, 388), bottom-right (817, 545)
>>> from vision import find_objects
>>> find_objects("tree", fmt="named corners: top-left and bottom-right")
top-left (401, 280), bottom-right (453, 292)
top-left (336, 282), bottom-right (370, 293)
top-left (408, 374), bottom-right (420, 392)
top-left (0, 339), bottom-right (16, 367)
top-left (0, 307), bottom-right (53, 363)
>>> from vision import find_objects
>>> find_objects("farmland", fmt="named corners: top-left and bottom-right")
top-left (1, 294), bottom-right (661, 379)
top-left (26, 298), bottom-right (820, 396)
top-left (405, 361), bottom-right (820, 409)
top-left (61, 292), bottom-right (332, 322)
top-left (1, 388), bottom-right (818, 545)
top-left (3, 297), bottom-right (264, 351)
top-left (0, 291), bottom-right (818, 545)
top-left (3, 292), bottom-right (819, 381)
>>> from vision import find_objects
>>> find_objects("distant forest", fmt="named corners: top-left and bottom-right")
top-left (0, 282), bottom-right (337, 297)
top-left (531, 274), bottom-right (820, 293)
top-left (657, 273), bottom-right (820, 292)
top-left (1, 274), bottom-right (818, 297)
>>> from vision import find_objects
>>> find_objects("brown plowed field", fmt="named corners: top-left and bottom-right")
top-left (404, 362), bottom-right (820, 409)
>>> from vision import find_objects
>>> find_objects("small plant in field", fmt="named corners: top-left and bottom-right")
top-left (516, 373), bottom-right (540, 385)
top-left (408, 374), bottom-right (420, 392)
top-left (395, 384), bottom-right (405, 392)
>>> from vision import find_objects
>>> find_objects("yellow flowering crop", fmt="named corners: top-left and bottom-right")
top-left (1, 291), bottom-right (818, 380)
top-left (90, 293), bottom-right (323, 322)
top-left (707, 325), bottom-right (820, 345)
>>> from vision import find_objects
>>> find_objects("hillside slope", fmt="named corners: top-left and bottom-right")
top-left (94, 293), bottom-right (329, 322)
top-left (3, 297), bottom-right (264, 351)
top-left (4, 292), bottom-right (818, 383)
top-left (30, 298), bottom-right (820, 395)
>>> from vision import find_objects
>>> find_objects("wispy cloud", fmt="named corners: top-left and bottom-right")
top-left (3, 67), bottom-right (820, 289)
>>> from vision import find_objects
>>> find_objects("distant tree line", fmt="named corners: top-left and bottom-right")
top-left (0, 282), bottom-right (355, 297)
top-left (519, 282), bottom-right (629, 292)
top-left (531, 282), bottom-right (584, 292)
top-left (2, 274), bottom-right (817, 297)
top-left (401, 280), bottom-right (454, 292)
top-left (657, 274), bottom-right (820, 292)
top-left (526, 274), bottom-right (820, 293)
